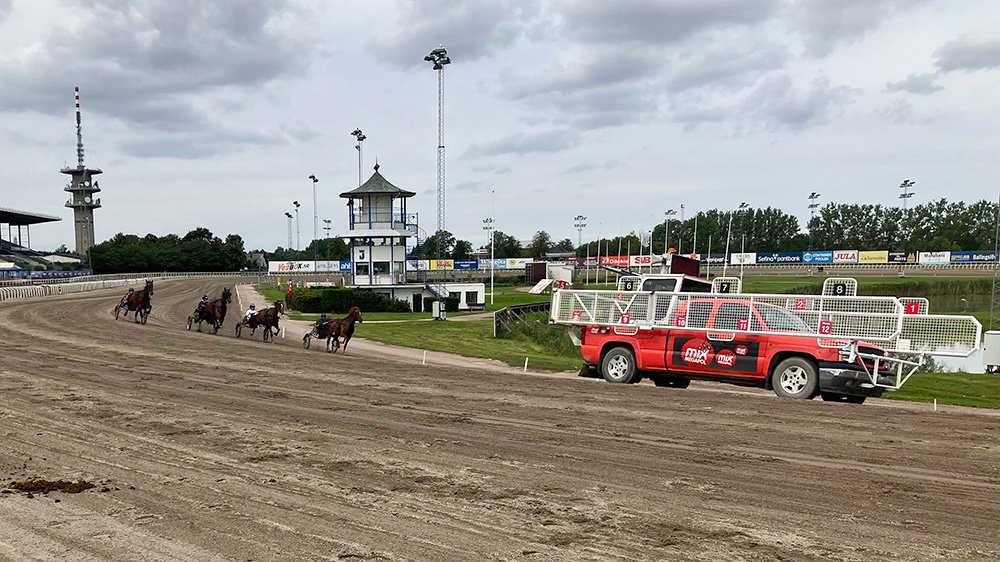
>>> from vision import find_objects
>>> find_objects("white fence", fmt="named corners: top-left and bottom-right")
top-left (0, 272), bottom-right (267, 303)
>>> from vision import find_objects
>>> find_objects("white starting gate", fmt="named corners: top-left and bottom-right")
top-left (550, 280), bottom-right (981, 390)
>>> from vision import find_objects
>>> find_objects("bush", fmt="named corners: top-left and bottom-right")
top-left (288, 288), bottom-right (413, 313)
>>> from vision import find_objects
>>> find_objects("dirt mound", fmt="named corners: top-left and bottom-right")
top-left (10, 479), bottom-right (96, 494)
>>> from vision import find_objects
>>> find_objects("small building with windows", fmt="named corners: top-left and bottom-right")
top-left (339, 164), bottom-right (484, 312)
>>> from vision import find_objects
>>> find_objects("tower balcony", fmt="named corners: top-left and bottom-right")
top-left (66, 198), bottom-right (101, 209)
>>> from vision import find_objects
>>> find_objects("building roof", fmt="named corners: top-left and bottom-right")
top-left (0, 206), bottom-right (62, 225)
top-left (340, 164), bottom-right (416, 198)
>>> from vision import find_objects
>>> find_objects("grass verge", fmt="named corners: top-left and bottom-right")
top-left (358, 318), bottom-right (582, 372)
top-left (884, 372), bottom-right (1000, 409)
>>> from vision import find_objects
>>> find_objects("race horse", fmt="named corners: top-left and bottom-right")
top-left (187, 287), bottom-right (231, 334)
top-left (254, 301), bottom-right (284, 342)
top-left (117, 279), bottom-right (154, 324)
top-left (326, 306), bottom-right (363, 354)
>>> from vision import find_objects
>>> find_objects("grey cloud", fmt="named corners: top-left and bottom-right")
top-left (0, 0), bottom-right (310, 156)
top-left (0, 0), bottom-right (10, 21)
top-left (563, 160), bottom-right (623, 174)
top-left (450, 180), bottom-right (487, 192)
top-left (740, 75), bottom-right (855, 130)
top-left (471, 164), bottom-right (512, 174)
top-left (118, 128), bottom-right (283, 159)
top-left (463, 129), bottom-right (581, 158)
top-left (367, 0), bottom-right (544, 68)
top-left (501, 48), bottom-right (661, 100)
top-left (555, 0), bottom-right (779, 44)
top-left (790, 0), bottom-right (926, 57)
top-left (876, 99), bottom-right (915, 124)
top-left (935, 38), bottom-right (1000, 72)
top-left (885, 72), bottom-right (942, 94)
top-left (666, 39), bottom-right (789, 92)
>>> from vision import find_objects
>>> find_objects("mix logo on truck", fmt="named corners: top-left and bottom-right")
top-left (681, 339), bottom-right (714, 366)
top-left (715, 349), bottom-right (736, 367)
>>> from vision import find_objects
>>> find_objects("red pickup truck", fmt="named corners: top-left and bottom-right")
top-left (577, 280), bottom-right (889, 403)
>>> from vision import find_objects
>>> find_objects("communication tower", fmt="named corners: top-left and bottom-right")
top-left (62, 86), bottom-right (102, 256)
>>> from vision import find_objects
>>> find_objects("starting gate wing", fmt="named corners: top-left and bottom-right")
top-left (711, 276), bottom-right (741, 294)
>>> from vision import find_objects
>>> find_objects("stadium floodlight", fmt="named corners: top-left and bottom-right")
top-left (663, 209), bottom-right (677, 255)
top-left (425, 45), bottom-right (451, 233)
top-left (351, 129), bottom-right (366, 186)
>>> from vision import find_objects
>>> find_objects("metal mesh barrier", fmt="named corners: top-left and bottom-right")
top-left (550, 290), bottom-right (653, 326)
top-left (617, 276), bottom-right (642, 292)
top-left (889, 314), bottom-right (982, 356)
top-left (822, 278), bottom-right (858, 297)
top-left (712, 276), bottom-right (741, 294)
top-left (899, 297), bottom-right (929, 315)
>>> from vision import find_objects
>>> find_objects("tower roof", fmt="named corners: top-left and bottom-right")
top-left (340, 164), bottom-right (416, 198)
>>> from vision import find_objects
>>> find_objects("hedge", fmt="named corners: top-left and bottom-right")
top-left (287, 288), bottom-right (411, 313)
top-left (423, 296), bottom-right (460, 313)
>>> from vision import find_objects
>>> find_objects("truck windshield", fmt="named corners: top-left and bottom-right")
top-left (642, 278), bottom-right (677, 292)
top-left (756, 304), bottom-right (811, 332)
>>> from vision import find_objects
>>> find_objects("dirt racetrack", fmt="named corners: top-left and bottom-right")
top-left (0, 279), bottom-right (997, 561)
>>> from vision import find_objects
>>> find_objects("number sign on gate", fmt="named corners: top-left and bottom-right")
top-left (571, 311), bottom-right (581, 321)
top-left (620, 313), bottom-right (631, 324)
top-left (718, 282), bottom-right (732, 294)
top-left (905, 302), bottom-right (920, 315)
top-left (623, 279), bottom-right (636, 291)
top-left (676, 314), bottom-right (687, 327)
top-left (819, 320), bottom-right (833, 335)
top-left (794, 298), bottom-right (807, 310)
top-left (737, 318), bottom-right (749, 331)
top-left (832, 283), bottom-right (847, 296)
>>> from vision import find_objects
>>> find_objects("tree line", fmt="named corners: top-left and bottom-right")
top-left (90, 228), bottom-right (249, 273)
top-left (258, 198), bottom-right (998, 263)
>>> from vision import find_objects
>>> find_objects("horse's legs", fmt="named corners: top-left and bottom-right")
top-left (342, 336), bottom-right (351, 355)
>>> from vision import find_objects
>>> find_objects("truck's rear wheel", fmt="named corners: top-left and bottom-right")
top-left (771, 357), bottom-right (818, 399)
top-left (601, 347), bottom-right (640, 384)
top-left (651, 375), bottom-right (691, 389)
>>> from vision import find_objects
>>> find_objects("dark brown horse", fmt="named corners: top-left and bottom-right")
top-left (255, 301), bottom-right (284, 342)
top-left (122, 279), bottom-right (154, 324)
top-left (190, 288), bottom-right (231, 333)
top-left (327, 306), bottom-right (363, 354)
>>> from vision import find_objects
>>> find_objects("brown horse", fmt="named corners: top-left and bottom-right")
top-left (122, 279), bottom-right (154, 324)
top-left (189, 288), bottom-right (231, 333)
top-left (254, 301), bottom-right (284, 342)
top-left (327, 306), bottom-right (363, 354)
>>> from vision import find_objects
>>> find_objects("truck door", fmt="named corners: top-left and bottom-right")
top-left (668, 301), bottom-right (765, 379)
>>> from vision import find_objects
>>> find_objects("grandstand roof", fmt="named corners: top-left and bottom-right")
top-left (0, 206), bottom-right (62, 225)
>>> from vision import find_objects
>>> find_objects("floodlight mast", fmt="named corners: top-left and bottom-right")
top-left (424, 46), bottom-right (451, 233)
top-left (808, 192), bottom-right (821, 251)
top-left (351, 129), bottom-right (366, 186)
top-left (722, 202), bottom-right (749, 277)
top-left (898, 180), bottom-right (916, 276)
top-left (663, 209), bottom-right (677, 255)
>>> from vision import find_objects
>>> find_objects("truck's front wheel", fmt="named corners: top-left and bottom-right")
top-left (601, 347), bottom-right (640, 384)
top-left (771, 357), bottom-right (818, 399)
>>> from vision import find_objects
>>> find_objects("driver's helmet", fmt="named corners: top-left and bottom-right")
top-left (320, 313), bottom-right (328, 320)
top-left (127, 288), bottom-right (134, 293)
top-left (201, 295), bottom-right (208, 300)
top-left (249, 304), bottom-right (256, 310)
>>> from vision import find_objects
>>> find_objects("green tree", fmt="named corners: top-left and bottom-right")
top-left (527, 230), bottom-right (553, 258)
top-left (452, 239), bottom-right (474, 259)
top-left (419, 230), bottom-right (456, 259)
top-left (489, 230), bottom-right (522, 258)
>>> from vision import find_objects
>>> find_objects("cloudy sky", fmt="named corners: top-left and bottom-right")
top-left (2, 0), bottom-right (999, 253)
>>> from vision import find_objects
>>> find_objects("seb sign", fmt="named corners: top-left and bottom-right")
top-left (832, 250), bottom-right (858, 263)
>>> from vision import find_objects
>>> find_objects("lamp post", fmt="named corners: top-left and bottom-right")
top-left (663, 209), bottom-right (677, 255)
top-left (351, 129), bottom-right (366, 186)
top-left (322, 219), bottom-right (332, 261)
top-left (574, 215), bottom-right (587, 283)
top-left (284, 212), bottom-right (293, 249)
top-left (309, 175), bottom-right (319, 254)
top-left (678, 204), bottom-right (685, 254)
top-left (807, 191), bottom-right (821, 251)
top-left (898, 179), bottom-right (916, 276)
top-left (723, 201), bottom-right (749, 277)
top-left (425, 45), bottom-right (451, 233)
top-left (292, 201), bottom-right (301, 251)
top-left (483, 217), bottom-right (495, 305)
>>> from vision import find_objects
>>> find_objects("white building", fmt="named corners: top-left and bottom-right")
top-left (339, 164), bottom-right (484, 312)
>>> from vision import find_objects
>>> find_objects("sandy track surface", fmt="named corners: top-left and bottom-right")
top-left (0, 279), bottom-right (998, 561)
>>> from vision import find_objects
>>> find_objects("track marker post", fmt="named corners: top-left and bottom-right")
top-left (933, 399), bottom-right (937, 412)
top-left (282, 326), bottom-right (286, 339)
top-left (422, 350), bottom-right (427, 365)
top-left (523, 357), bottom-right (528, 372)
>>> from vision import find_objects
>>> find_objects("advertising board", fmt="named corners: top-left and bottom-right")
top-left (453, 259), bottom-right (478, 270)
top-left (729, 252), bottom-right (757, 265)
top-left (630, 255), bottom-right (653, 267)
top-left (598, 255), bottom-right (630, 267)
top-left (832, 250), bottom-right (858, 263)
top-left (918, 251), bottom-right (951, 265)
top-left (858, 250), bottom-right (888, 264)
top-left (756, 252), bottom-right (802, 264)
top-left (430, 259), bottom-right (454, 271)
top-left (801, 250), bottom-right (833, 264)
top-left (268, 261), bottom-right (314, 273)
